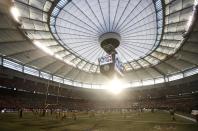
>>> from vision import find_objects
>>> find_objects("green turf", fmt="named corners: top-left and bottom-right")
top-left (0, 111), bottom-right (197, 131)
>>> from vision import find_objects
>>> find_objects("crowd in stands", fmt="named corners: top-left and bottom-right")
top-left (0, 68), bottom-right (198, 121)
top-left (0, 86), bottom-right (197, 114)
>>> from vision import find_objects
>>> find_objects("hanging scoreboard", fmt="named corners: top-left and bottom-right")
top-left (98, 55), bottom-right (113, 65)
top-left (99, 54), bottom-right (124, 78)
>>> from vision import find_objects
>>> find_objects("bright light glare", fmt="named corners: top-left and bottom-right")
top-left (54, 54), bottom-right (63, 60)
top-left (33, 41), bottom-right (54, 56)
top-left (195, 0), bottom-right (198, 5)
top-left (33, 41), bottom-right (76, 67)
top-left (64, 59), bottom-right (76, 67)
top-left (10, 6), bottom-right (21, 22)
top-left (1, 110), bottom-right (5, 113)
top-left (106, 77), bottom-right (124, 95)
top-left (186, 0), bottom-right (197, 31)
top-left (186, 15), bottom-right (193, 30)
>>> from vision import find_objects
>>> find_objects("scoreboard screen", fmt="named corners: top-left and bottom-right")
top-left (114, 55), bottom-right (124, 76)
top-left (98, 55), bottom-right (113, 65)
top-left (99, 54), bottom-right (124, 78)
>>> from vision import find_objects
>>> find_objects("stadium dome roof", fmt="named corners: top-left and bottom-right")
top-left (50, 0), bottom-right (163, 67)
top-left (0, 0), bottom-right (198, 88)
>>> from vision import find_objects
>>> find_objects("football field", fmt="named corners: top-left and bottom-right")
top-left (0, 111), bottom-right (197, 131)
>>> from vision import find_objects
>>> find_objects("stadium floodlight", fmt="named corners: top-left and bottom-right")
top-left (54, 54), bottom-right (63, 60)
top-left (10, 6), bottom-right (21, 23)
top-left (183, 0), bottom-right (198, 38)
top-left (33, 41), bottom-right (54, 56)
top-left (106, 77), bottom-right (124, 95)
top-left (33, 41), bottom-right (77, 67)
top-left (186, 15), bottom-right (193, 31)
top-left (195, 0), bottom-right (198, 6)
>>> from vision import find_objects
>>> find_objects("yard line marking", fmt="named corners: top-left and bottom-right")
top-left (99, 118), bottom-right (195, 125)
top-left (164, 110), bottom-right (196, 123)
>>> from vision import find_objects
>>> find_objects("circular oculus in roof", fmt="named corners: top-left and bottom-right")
top-left (50, 0), bottom-right (163, 67)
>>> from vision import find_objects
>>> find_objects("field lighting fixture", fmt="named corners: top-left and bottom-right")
top-left (183, 0), bottom-right (198, 38)
top-left (10, 6), bottom-right (21, 23)
top-left (33, 40), bottom-right (54, 56)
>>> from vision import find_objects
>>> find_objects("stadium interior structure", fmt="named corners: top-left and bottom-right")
top-left (0, 0), bottom-right (198, 130)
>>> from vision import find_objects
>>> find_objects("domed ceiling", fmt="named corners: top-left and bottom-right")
top-left (50, 0), bottom-right (162, 68)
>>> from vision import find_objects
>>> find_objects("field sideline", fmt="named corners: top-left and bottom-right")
top-left (0, 111), bottom-right (197, 131)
